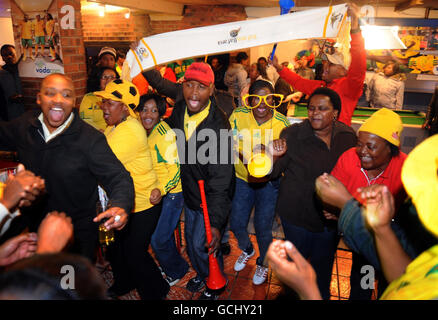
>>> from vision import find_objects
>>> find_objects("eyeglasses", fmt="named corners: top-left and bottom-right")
top-left (242, 93), bottom-right (284, 109)
top-left (101, 75), bottom-right (117, 81)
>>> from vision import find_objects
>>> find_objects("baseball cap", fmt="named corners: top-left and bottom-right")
top-left (324, 52), bottom-right (346, 69)
top-left (183, 62), bottom-right (214, 87)
top-left (94, 79), bottom-right (140, 118)
top-left (98, 47), bottom-right (116, 60)
top-left (358, 108), bottom-right (403, 147)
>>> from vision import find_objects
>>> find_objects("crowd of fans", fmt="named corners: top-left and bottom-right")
top-left (0, 3), bottom-right (436, 301)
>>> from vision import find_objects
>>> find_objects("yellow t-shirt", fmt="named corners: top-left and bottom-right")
top-left (79, 93), bottom-right (107, 132)
top-left (104, 116), bottom-right (159, 213)
top-left (380, 245), bottom-right (438, 300)
top-left (21, 21), bottom-right (33, 39)
top-left (46, 20), bottom-right (54, 36)
top-left (35, 20), bottom-right (45, 37)
top-left (147, 121), bottom-right (182, 195)
top-left (229, 107), bottom-right (290, 182)
top-left (183, 100), bottom-right (211, 140)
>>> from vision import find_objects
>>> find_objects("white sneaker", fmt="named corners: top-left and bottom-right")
top-left (234, 249), bottom-right (255, 272)
top-left (252, 265), bottom-right (268, 285)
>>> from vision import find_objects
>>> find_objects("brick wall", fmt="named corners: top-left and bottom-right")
top-left (58, 0), bottom-right (88, 105)
top-left (80, 4), bottom-right (249, 64)
top-left (81, 11), bottom-right (138, 43)
top-left (149, 5), bottom-right (247, 35)
top-left (80, 5), bottom-right (247, 41)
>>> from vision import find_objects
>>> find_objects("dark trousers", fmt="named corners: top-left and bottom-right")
top-left (184, 205), bottom-right (224, 280)
top-left (281, 219), bottom-right (338, 300)
top-left (107, 204), bottom-right (169, 300)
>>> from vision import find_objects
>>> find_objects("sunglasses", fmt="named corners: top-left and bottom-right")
top-left (242, 93), bottom-right (284, 109)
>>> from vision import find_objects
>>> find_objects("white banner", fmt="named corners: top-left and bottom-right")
top-left (127, 4), bottom-right (348, 79)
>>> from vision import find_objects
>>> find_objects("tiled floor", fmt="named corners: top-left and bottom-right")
top-left (96, 220), bottom-right (376, 300)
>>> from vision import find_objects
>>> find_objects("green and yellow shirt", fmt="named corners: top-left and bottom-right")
top-left (229, 107), bottom-right (289, 182)
top-left (147, 121), bottom-right (182, 195)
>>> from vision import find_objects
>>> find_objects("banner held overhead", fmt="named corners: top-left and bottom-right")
top-left (126, 3), bottom-right (348, 79)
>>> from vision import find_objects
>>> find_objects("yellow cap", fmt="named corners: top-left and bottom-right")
top-left (247, 152), bottom-right (272, 178)
top-left (358, 108), bottom-right (403, 147)
top-left (401, 134), bottom-right (438, 237)
top-left (94, 79), bottom-right (139, 118)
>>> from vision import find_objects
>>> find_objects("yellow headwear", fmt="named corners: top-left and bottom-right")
top-left (94, 79), bottom-right (140, 119)
top-left (401, 135), bottom-right (438, 237)
top-left (358, 108), bottom-right (403, 147)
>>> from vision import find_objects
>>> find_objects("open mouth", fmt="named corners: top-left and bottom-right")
top-left (49, 107), bottom-right (64, 123)
top-left (360, 156), bottom-right (373, 163)
top-left (188, 99), bottom-right (200, 109)
top-left (142, 118), bottom-right (154, 127)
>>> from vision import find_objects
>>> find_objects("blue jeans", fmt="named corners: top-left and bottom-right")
top-left (183, 205), bottom-right (224, 281)
top-left (338, 199), bottom-right (418, 271)
top-left (151, 192), bottom-right (189, 279)
top-left (230, 178), bottom-right (279, 266)
top-left (281, 220), bottom-right (338, 300)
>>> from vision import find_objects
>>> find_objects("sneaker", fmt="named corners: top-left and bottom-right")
top-left (234, 249), bottom-right (255, 272)
top-left (220, 242), bottom-right (231, 255)
top-left (165, 275), bottom-right (181, 287)
top-left (186, 276), bottom-right (205, 293)
top-left (253, 265), bottom-right (268, 285)
top-left (198, 289), bottom-right (219, 300)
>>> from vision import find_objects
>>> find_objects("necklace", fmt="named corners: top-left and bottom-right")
top-left (360, 167), bottom-right (385, 186)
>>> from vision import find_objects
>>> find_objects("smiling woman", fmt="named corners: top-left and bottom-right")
top-left (228, 79), bottom-right (290, 285)
top-left (330, 107), bottom-right (408, 300)
top-left (270, 87), bottom-right (357, 299)
top-left (93, 79), bottom-right (170, 300)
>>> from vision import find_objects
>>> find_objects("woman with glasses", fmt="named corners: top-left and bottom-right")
top-left (271, 87), bottom-right (357, 299)
top-left (80, 66), bottom-right (119, 132)
top-left (229, 79), bottom-right (290, 285)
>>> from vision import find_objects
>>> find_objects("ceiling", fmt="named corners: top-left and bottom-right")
top-left (12, 0), bottom-right (53, 12)
top-left (86, 0), bottom-right (438, 15)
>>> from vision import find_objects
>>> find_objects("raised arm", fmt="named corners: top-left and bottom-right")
top-left (359, 184), bottom-right (412, 282)
top-left (344, 3), bottom-right (367, 98)
top-left (271, 55), bottom-right (323, 95)
top-left (142, 69), bottom-right (181, 101)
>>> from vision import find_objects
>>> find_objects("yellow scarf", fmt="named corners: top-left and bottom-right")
top-left (184, 100), bottom-right (211, 140)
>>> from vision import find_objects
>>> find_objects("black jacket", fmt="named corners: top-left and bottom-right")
top-left (143, 70), bottom-right (235, 230)
top-left (272, 120), bottom-right (357, 232)
top-left (0, 109), bottom-right (135, 231)
top-left (0, 62), bottom-right (25, 121)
